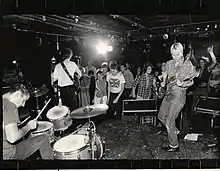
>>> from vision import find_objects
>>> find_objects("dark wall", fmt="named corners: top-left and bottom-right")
top-left (2, 29), bottom-right (54, 88)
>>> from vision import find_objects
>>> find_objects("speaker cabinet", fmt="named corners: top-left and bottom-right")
top-left (123, 99), bottom-right (158, 115)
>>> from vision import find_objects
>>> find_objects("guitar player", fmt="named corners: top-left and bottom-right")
top-left (51, 48), bottom-right (82, 112)
top-left (158, 43), bottom-right (199, 152)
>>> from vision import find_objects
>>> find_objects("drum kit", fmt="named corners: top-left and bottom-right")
top-left (26, 87), bottom-right (108, 160)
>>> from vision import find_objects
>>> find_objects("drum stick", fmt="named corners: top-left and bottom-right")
top-left (20, 116), bottom-right (31, 125)
top-left (35, 98), bottom-right (51, 120)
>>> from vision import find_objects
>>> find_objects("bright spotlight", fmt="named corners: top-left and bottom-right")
top-left (13, 60), bottom-right (17, 64)
top-left (96, 42), bottom-right (108, 54)
top-left (107, 46), bottom-right (113, 52)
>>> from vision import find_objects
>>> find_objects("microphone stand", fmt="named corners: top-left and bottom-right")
top-left (88, 120), bottom-right (95, 160)
top-left (75, 56), bottom-right (82, 107)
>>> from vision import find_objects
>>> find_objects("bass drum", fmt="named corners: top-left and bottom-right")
top-left (53, 133), bottom-right (104, 160)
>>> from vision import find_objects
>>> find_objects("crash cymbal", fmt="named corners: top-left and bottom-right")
top-left (70, 104), bottom-right (108, 119)
top-left (32, 87), bottom-right (49, 98)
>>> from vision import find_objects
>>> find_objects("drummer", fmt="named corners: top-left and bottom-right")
top-left (3, 84), bottom-right (54, 160)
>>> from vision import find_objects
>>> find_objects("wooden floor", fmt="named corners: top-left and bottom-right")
top-left (96, 117), bottom-right (219, 160)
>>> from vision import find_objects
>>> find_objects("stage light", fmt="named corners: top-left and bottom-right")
top-left (207, 25), bottom-right (210, 28)
top-left (51, 57), bottom-right (56, 64)
top-left (215, 24), bottom-right (218, 28)
top-left (197, 27), bottom-right (200, 30)
top-left (13, 60), bottom-right (17, 64)
top-left (96, 42), bottom-right (108, 54)
top-left (107, 45), bottom-right (113, 52)
top-left (163, 34), bottom-right (169, 39)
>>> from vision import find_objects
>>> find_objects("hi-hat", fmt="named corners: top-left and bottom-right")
top-left (32, 87), bottom-right (49, 98)
top-left (70, 104), bottom-right (108, 119)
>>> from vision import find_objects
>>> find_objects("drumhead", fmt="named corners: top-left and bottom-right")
top-left (32, 121), bottom-right (53, 133)
top-left (53, 134), bottom-right (87, 152)
top-left (46, 106), bottom-right (69, 120)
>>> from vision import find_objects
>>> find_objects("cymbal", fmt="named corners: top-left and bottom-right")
top-left (70, 104), bottom-right (109, 119)
top-left (32, 87), bottom-right (49, 98)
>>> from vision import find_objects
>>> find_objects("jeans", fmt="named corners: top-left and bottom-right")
top-left (107, 92), bottom-right (123, 119)
top-left (14, 135), bottom-right (54, 160)
top-left (158, 88), bottom-right (186, 148)
top-left (123, 88), bottom-right (132, 99)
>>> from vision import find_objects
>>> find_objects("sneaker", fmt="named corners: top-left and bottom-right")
top-left (161, 146), bottom-right (179, 152)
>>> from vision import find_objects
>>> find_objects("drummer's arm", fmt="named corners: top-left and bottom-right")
top-left (5, 123), bottom-right (31, 143)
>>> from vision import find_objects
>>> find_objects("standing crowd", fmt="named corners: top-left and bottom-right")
top-left (3, 42), bottom-right (220, 160)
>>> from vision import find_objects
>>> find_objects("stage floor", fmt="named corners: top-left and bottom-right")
top-left (96, 118), bottom-right (219, 160)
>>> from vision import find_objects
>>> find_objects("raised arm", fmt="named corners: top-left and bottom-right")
top-left (207, 45), bottom-right (217, 72)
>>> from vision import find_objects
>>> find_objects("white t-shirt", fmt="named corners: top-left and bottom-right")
top-left (52, 59), bottom-right (82, 87)
top-left (106, 72), bottom-right (125, 93)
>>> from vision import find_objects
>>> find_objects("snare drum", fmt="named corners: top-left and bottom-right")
top-left (53, 133), bottom-right (104, 160)
top-left (31, 121), bottom-right (54, 143)
top-left (47, 106), bottom-right (72, 131)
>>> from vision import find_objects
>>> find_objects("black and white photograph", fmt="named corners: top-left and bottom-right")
top-left (1, 1), bottom-right (220, 169)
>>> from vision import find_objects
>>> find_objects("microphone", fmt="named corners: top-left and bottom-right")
top-left (56, 36), bottom-right (59, 51)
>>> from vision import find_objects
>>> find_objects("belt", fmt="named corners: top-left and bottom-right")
top-left (197, 83), bottom-right (207, 88)
top-left (59, 85), bottom-right (74, 89)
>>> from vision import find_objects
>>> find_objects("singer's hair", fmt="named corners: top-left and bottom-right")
top-left (170, 42), bottom-right (184, 55)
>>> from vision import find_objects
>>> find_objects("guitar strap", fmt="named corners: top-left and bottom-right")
top-left (60, 62), bottom-right (74, 83)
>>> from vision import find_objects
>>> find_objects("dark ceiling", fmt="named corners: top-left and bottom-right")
top-left (2, 14), bottom-right (220, 43)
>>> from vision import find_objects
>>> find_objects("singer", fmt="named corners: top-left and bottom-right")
top-left (51, 48), bottom-right (82, 111)
top-left (2, 84), bottom-right (54, 160)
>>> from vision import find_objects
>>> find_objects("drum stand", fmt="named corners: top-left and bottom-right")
top-left (88, 120), bottom-right (96, 160)
top-left (36, 97), bottom-right (40, 114)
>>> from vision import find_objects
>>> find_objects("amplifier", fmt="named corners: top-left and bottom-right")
top-left (194, 96), bottom-right (220, 133)
top-left (192, 112), bottom-right (214, 134)
top-left (123, 99), bottom-right (158, 115)
top-left (194, 96), bottom-right (220, 115)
